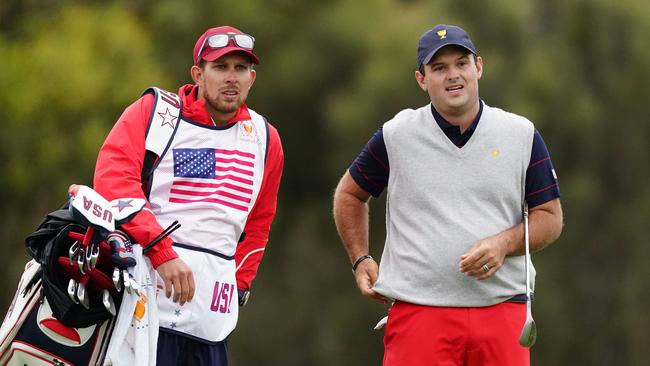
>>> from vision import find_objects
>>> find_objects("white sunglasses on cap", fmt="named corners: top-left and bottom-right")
top-left (195, 33), bottom-right (255, 64)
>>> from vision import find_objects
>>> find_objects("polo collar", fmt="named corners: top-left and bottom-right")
top-left (430, 100), bottom-right (484, 134)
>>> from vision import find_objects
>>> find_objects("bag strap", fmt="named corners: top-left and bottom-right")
top-left (141, 87), bottom-right (182, 196)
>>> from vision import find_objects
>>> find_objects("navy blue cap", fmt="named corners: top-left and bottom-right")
top-left (417, 24), bottom-right (476, 67)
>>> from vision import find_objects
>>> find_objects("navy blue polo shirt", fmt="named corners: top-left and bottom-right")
top-left (348, 102), bottom-right (560, 208)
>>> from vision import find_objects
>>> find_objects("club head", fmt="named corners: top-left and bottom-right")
top-left (85, 247), bottom-right (93, 272)
top-left (102, 289), bottom-right (116, 316)
top-left (519, 318), bottom-right (537, 347)
top-left (67, 279), bottom-right (79, 304)
top-left (112, 267), bottom-right (122, 292)
top-left (123, 269), bottom-right (132, 294)
top-left (90, 245), bottom-right (99, 268)
top-left (374, 316), bottom-right (388, 330)
top-left (76, 282), bottom-right (90, 310)
top-left (77, 248), bottom-right (86, 275)
top-left (68, 241), bottom-right (80, 265)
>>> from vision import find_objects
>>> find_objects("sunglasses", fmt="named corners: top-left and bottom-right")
top-left (195, 33), bottom-right (256, 64)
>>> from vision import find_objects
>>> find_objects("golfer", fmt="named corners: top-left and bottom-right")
top-left (333, 24), bottom-right (563, 365)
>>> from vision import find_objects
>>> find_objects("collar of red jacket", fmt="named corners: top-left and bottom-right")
top-left (179, 84), bottom-right (251, 126)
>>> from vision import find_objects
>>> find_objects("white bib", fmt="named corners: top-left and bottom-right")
top-left (147, 96), bottom-right (268, 342)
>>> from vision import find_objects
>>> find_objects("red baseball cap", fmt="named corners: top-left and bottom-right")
top-left (193, 26), bottom-right (260, 66)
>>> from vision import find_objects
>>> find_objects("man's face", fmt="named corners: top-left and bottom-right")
top-left (192, 52), bottom-right (256, 118)
top-left (415, 47), bottom-right (483, 117)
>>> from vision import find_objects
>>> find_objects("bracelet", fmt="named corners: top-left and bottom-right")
top-left (352, 254), bottom-right (373, 272)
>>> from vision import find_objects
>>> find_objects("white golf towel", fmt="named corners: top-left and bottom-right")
top-left (104, 245), bottom-right (158, 366)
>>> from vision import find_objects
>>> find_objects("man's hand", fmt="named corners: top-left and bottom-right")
top-left (459, 199), bottom-right (563, 280)
top-left (459, 233), bottom-right (510, 280)
top-left (156, 258), bottom-right (196, 305)
top-left (353, 258), bottom-right (387, 303)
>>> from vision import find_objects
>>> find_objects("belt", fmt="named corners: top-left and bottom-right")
top-left (507, 293), bottom-right (534, 303)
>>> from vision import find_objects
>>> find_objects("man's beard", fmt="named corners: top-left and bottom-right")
top-left (207, 97), bottom-right (241, 114)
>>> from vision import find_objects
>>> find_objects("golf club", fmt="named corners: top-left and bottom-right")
top-left (102, 289), bottom-right (116, 316)
top-left (76, 277), bottom-right (90, 310)
top-left (112, 267), bottom-right (122, 292)
top-left (519, 202), bottom-right (537, 347)
top-left (67, 278), bottom-right (79, 304)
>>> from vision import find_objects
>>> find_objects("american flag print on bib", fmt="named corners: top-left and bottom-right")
top-left (170, 148), bottom-right (255, 212)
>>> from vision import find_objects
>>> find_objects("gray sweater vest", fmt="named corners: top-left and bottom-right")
top-left (373, 103), bottom-right (535, 306)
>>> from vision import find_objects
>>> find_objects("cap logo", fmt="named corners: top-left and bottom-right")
top-left (437, 29), bottom-right (447, 39)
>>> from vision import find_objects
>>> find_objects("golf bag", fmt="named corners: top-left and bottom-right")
top-left (0, 185), bottom-right (152, 366)
top-left (0, 87), bottom-right (182, 366)
top-left (0, 260), bottom-right (114, 366)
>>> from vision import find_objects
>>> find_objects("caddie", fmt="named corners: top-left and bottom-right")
top-left (93, 25), bottom-right (284, 366)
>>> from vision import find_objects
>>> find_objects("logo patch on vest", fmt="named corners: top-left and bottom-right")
top-left (239, 121), bottom-right (260, 143)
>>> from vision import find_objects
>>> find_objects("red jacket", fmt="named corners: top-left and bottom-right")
top-left (94, 84), bottom-right (283, 290)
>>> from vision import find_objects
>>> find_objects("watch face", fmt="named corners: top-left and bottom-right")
top-left (239, 290), bottom-right (251, 307)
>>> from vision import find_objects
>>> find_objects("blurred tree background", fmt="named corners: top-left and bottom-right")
top-left (1, 0), bottom-right (648, 364)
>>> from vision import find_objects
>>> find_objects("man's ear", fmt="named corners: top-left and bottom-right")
top-left (415, 69), bottom-right (427, 91)
top-left (190, 65), bottom-right (203, 84)
top-left (475, 55), bottom-right (484, 80)
top-left (248, 69), bottom-right (257, 90)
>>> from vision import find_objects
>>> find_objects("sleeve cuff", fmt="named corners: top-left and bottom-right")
top-left (145, 239), bottom-right (178, 268)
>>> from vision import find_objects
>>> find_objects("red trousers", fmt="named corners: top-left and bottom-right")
top-left (383, 301), bottom-right (530, 366)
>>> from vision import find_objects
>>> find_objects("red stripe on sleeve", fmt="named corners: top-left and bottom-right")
top-left (528, 156), bottom-right (550, 169)
top-left (526, 183), bottom-right (559, 198)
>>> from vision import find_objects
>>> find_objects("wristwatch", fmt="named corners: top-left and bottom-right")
top-left (238, 289), bottom-right (251, 307)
